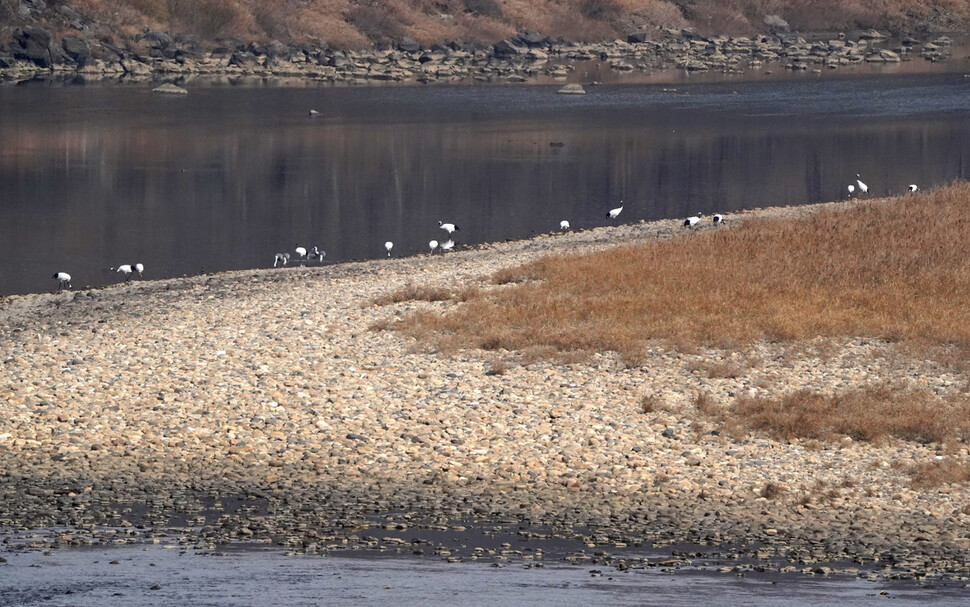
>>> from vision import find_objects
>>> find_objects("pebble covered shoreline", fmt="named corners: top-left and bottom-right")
top-left (2, 199), bottom-right (969, 581)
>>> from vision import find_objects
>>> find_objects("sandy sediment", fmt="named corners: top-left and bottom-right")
top-left (1, 199), bottom-right (969, 579)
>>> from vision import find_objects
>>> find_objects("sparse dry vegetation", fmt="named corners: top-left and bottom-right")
top-left (371, 282), bottom-right (455, 306)
top-left (725, 385), bottom-right (970, 444)
top-left (909, 459), bottom-right (970, 488)
top-left (396, 183), bottom-right (970, 364)
top-left (24, 0), bottom-right (970, 49)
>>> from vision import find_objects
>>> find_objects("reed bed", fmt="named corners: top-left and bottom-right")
top-left (397, 182), bottom-right (970, 361)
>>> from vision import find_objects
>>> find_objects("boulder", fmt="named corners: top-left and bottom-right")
top-left (859, 29), bottom-right (887, 40)
top-left (627, 31), bottom-right (650, 44)
top-left (763, 15), bottom-right (790, 33)
top-left (61, 37), bottom-right (91, 66)
top-left (152, 83), bottom-right (189, 95)
top-left (397, 36), bottom-right (421, 53)
top-left (515, 30), bottom-right (546, 47)
top-left (449, 40), bottom-right (478, 52)
top-left (251, 40), bottom-right (288, 58)
top-left (12, 26), bottom-right (52, 67)
top-left (557, 83), bottom-right (585, 94)
top-left (141, 30), bottom-right (173, 50)
top-left (228, 51), bottom-right (260, 68)
top-left (493, 39), bottom-right (522, 57)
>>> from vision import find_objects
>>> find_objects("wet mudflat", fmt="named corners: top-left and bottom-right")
top-left (2, 543), bottom-right (968, 607)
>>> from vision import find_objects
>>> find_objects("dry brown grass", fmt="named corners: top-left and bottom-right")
top-left (908, 459), bottom-right (970, 488)
top-left (371, 282), bottom-right (455, 306)
top-left (724, 385), bottom-right (970, 444)
top-left (54, 0), bottom-right (970, 48)
top-left (396, 183), bottom-right (970, 364)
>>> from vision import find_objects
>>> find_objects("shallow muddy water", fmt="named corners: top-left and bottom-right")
top-left (2, 544), bottom-right (968, 607)
top-left (2, 71), bottom-right (970, 295)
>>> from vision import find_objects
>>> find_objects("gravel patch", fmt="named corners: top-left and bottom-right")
top-left (2, 199), bottom-right (969, 581)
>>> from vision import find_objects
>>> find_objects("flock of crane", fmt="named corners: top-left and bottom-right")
top-left (50, 175), bottom-right (916, 294)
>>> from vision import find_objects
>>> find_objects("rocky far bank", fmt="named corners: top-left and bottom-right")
top-left (0, 21), bottom-right (960, 86)
top-left (2, 198), bottom-right (969, 582)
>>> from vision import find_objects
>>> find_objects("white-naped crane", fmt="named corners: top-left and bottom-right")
top-left (309, 246), bottom-right (326, 262)
top-left (53, 271), bottom-right (72, 292)
top-left (273, 252), bottom-right (290, 267)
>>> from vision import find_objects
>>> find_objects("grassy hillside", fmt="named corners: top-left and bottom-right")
top-left (3, 0), bottom-right (969, 50)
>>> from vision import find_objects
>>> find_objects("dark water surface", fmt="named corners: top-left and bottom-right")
top-left (2, 545), bottom-right (968, 607)
top-left (2, 73), bottom-right (970, 295)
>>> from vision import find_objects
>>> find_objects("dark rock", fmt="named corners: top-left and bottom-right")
top-left (430, 43), bottom-right (449, 53)
top-left (397, 36), bottom-right (421, 53)
top-left (328, 54), bottom-right (351, 68)
top-left (99, 42), bottom-right (128, 60)
top-left (417, 52), bottom-right (435, 64)
top-left (449, 40), bottom-right (477, 52)
top-left (515, 30), bottom-right (545, 47)
top-left (229, 51), bottom-right (260, 68)
top-left (492, 39), bottom-right (522, 57)
top-left (627, 31), bottom-right (650, 44)
top-left (14, 38), bottom-right (51, 68)
top-left (141, 30), bottom-right (173, 50)
top-left (12, 26), bottom-right (53, 68)
top-left (0, 55), bottom-right (12, 69)
top-left (62, 37), bottom-right (92, 67)
top-left (251, 40), bottom-right (287, 58)
top-left (16, 25), bottom-right (52, 49)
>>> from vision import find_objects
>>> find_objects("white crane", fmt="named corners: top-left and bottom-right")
top-left (429, 240), bottom-right (439, 254)
top-left (712, 214), bottom-right (724, 224)
top-left (53, 272), bottom-right (72, 292)
top-left (295, 245), bottom-right (307, 259)
top-left (684, 214), bottom-right (702, 228)
top-left (606, 203), bottom-right (623, 220)
top-left (847, 184), bottom-right (855, 198)
top-left (560, 220), bottom-right (570, 231)
top-left (856, 174), bottom-right (868, 195)
top-left (134, 263), bottom-right (144, 277)
top-left (908, 184), bottom-right (918, 193)
top-left (112, 264), bottom-right (133, 281)
top-left (439, 221), bottom-right (460, 234)
top-left (385, 241), bottom-right (394, 257)
top-left (440, 239), bottom-right (455, 252)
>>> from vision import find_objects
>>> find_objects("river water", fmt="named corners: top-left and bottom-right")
top-left (2, 544), bottom-right (968, 606)
top-left (2, 71), bottom-right (970, 295)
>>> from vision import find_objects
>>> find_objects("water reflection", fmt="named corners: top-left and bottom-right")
top-left (1, 75), bottom-right (969, 295)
